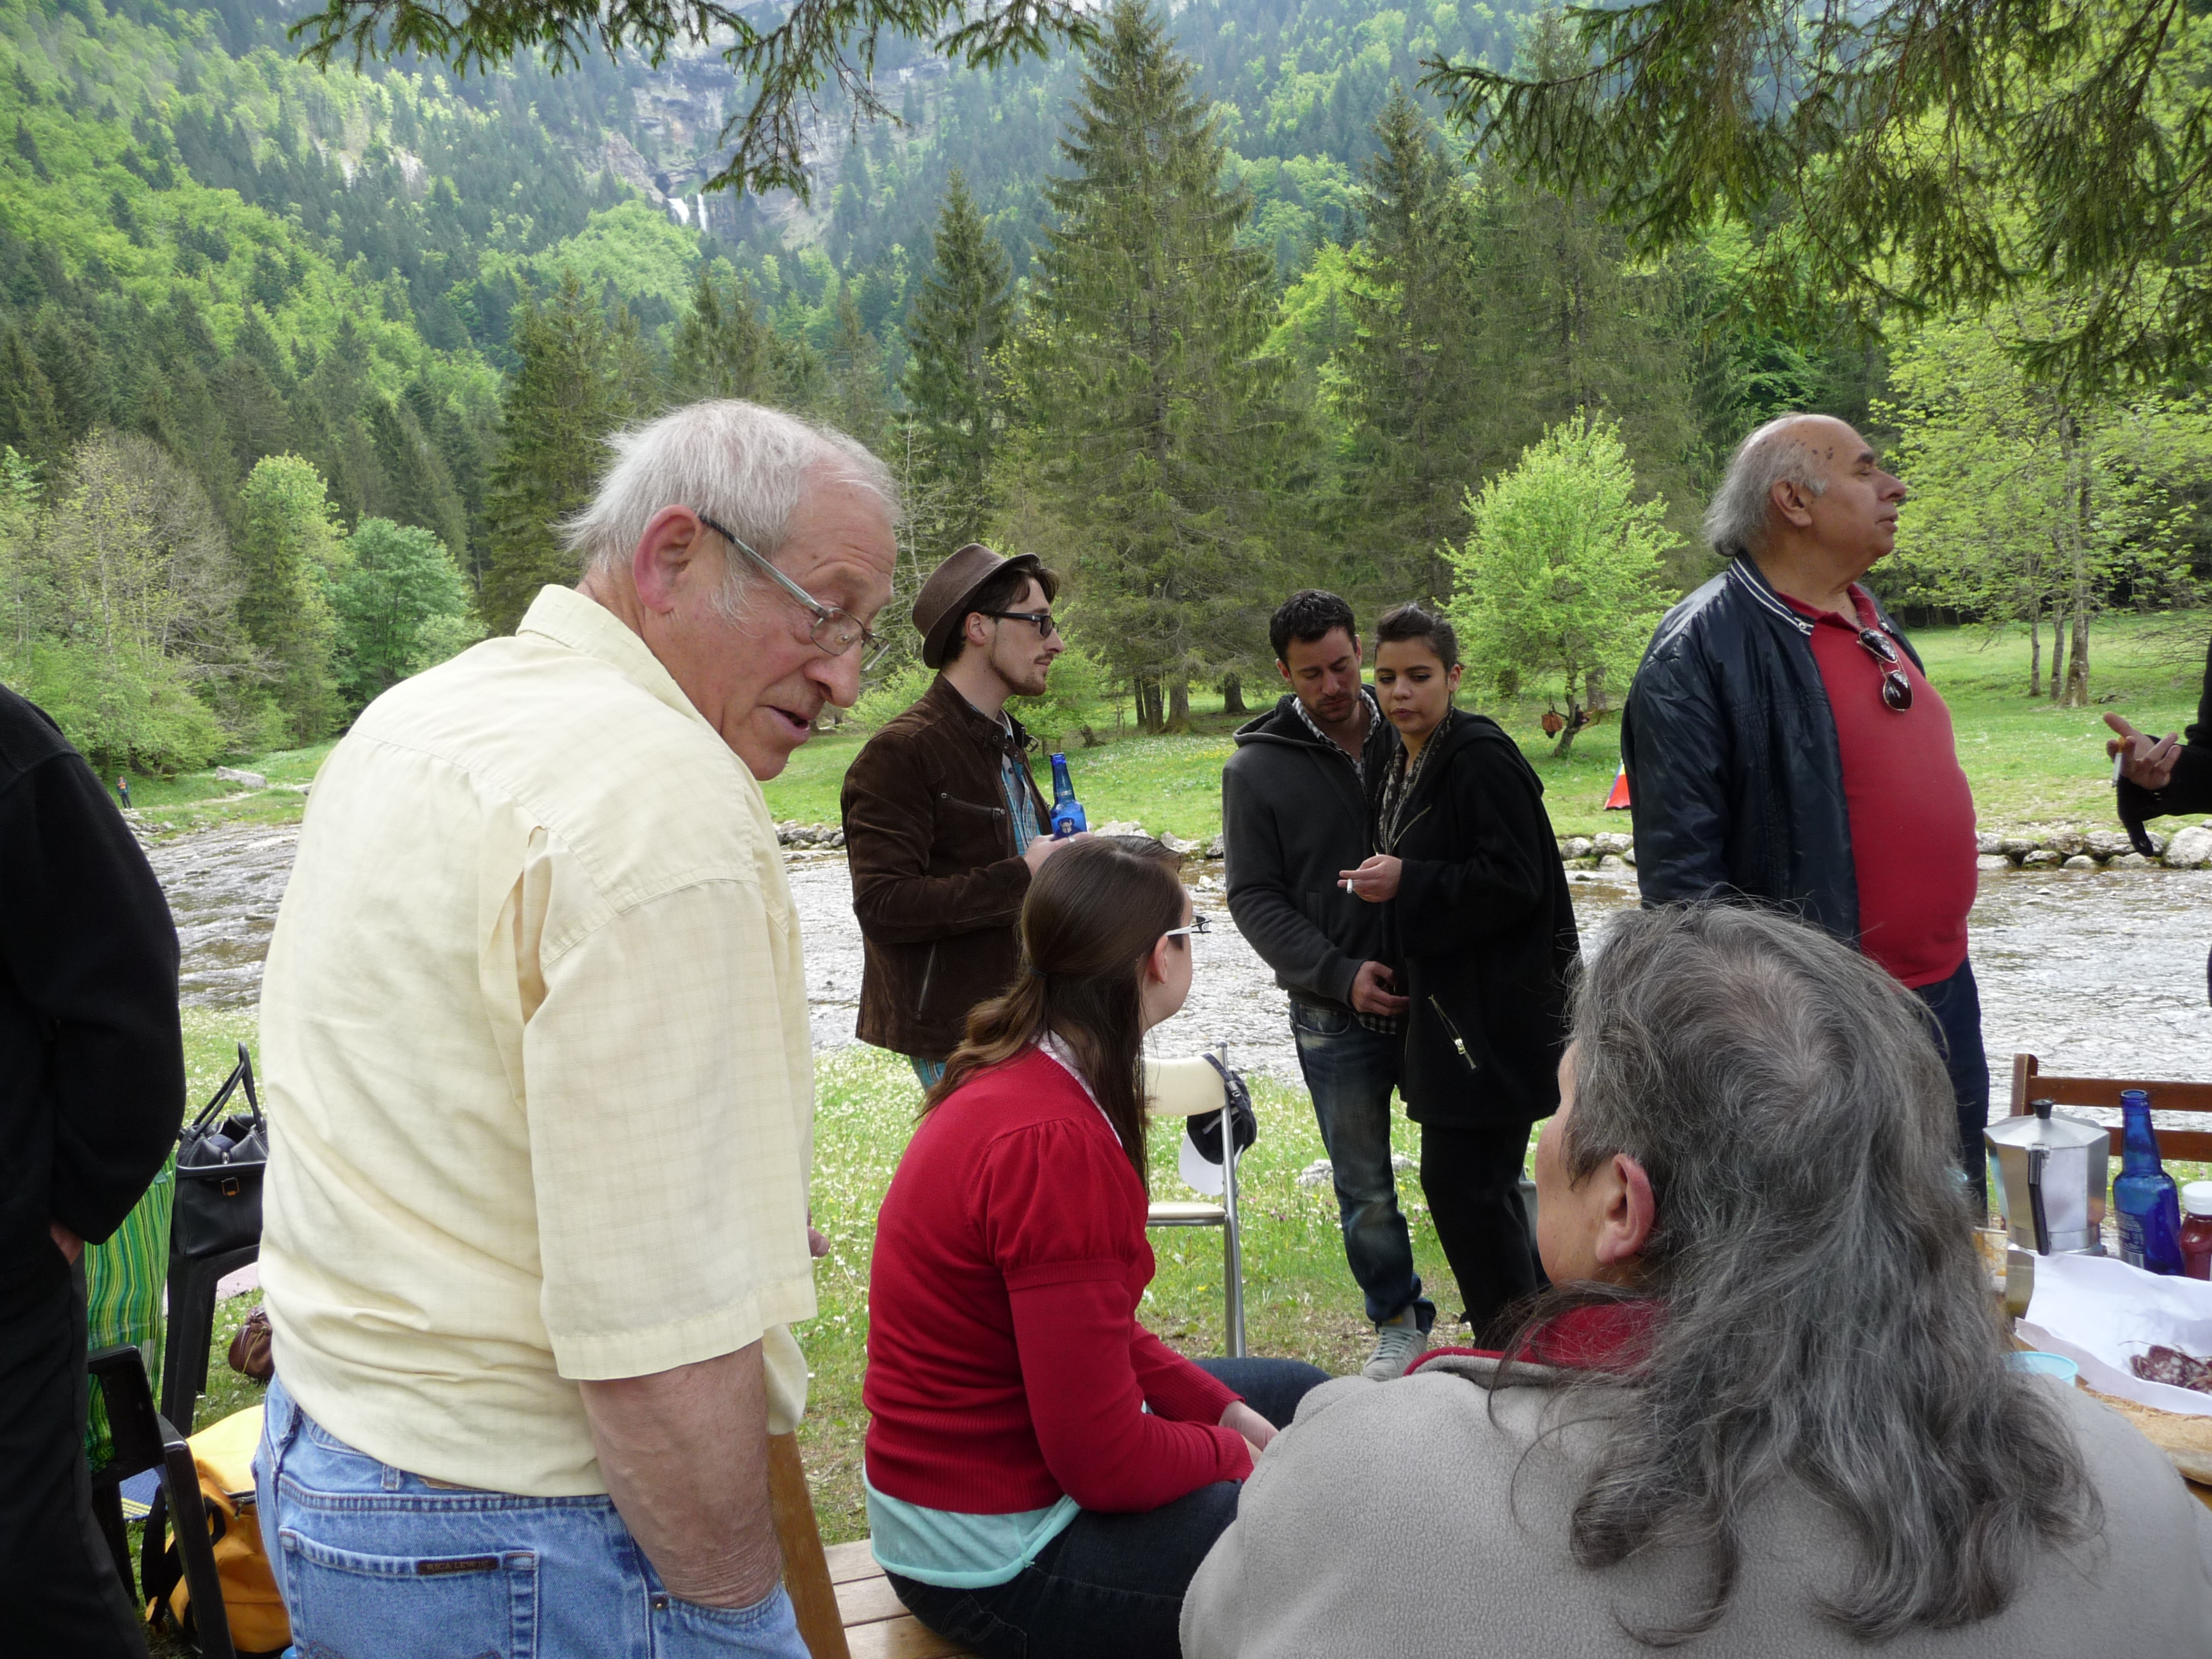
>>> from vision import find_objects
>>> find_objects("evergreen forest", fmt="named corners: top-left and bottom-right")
top-left (6, 0), bottom-right (2212, 773)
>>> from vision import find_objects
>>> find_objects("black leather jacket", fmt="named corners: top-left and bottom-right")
top-left (1621, 558), bottom-right (1923, 945)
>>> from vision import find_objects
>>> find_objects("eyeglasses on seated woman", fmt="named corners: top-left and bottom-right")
top-left (860, 837), bottom-right (1329, 1659)
top-left (1182, 904), bottom-right (2212, 1658)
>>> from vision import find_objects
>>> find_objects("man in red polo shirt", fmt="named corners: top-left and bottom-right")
top-left (1623, 414), bottom-right (1987, 1192)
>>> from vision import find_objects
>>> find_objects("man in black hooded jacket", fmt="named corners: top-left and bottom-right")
top-left (1222, 591), bottom-right (1436, 1381)
top-left (0, 684), bottom-right (185, 1658)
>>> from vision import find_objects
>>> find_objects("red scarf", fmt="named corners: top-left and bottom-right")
top-left (1409, 1300), bottom-right (1659, 1378)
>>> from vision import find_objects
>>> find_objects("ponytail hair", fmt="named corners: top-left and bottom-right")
top-left (926, 837), bottom-right (1188, 1186)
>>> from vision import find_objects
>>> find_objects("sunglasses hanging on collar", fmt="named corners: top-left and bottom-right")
top-left (1855, 628), bottom-right (1913, 712)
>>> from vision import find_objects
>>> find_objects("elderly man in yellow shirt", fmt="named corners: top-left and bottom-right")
top-left (252, 401), bottom-right (897, 1658)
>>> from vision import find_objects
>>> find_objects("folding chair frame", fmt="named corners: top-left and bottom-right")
top-left (85, 1343), bottom-right (237, 1659)
top-left (1144, 1043), bottom-right (1247, 1358)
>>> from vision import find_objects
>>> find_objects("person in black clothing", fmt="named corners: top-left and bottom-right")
top-left (2108, 638), bottom-right (2212, 831)
top-left (0, 685), bottom-right (186, 1658)
top-left (1222, 591), bottom-right (1434, 1381)
top-left (1340, 605), bottom-right (1580, 1339)
top-left (2108, 641), bottom-right (2212, 1002)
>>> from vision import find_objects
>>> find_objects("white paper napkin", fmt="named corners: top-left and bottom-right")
top-left (2020, 1250), bottom-right (2212, 1416)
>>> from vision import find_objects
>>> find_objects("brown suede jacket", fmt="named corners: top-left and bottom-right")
top-left (840, 675), bottom-right (1048, 1060)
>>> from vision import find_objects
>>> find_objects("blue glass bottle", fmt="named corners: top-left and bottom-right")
top-left (1048, 752), bottom-right (1087, 840)
top-left (2115, 1087), bottom-right (2186, 1274)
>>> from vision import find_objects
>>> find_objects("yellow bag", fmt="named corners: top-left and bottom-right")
top-left (152, 1405), bottom-right (291, 1657)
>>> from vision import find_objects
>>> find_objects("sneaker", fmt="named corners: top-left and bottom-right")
top-left (1361, 1311), bottom-right (1428, 1381)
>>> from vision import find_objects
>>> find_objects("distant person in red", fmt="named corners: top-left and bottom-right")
top-left (1622, 415), bottom-right (1987, 1192)
top-left (862, 837), bottom-right (1326, 1659)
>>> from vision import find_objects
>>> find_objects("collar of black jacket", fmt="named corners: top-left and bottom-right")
top-left (925, 672), bottom-right (1036, 757)
top-left (1234, 689), bottom-right (1387, 757)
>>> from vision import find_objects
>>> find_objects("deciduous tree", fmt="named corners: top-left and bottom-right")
top-left (1445, 411), bottom-right (1672, 757)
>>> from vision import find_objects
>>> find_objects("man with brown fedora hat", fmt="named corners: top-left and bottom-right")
top-left (842, 543), bottom-right (1082, 1084)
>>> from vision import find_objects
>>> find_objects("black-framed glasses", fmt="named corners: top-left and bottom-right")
top-left (695, 511), bottom-right (887, 669)
top-left (1162, 914), bottom-right (1213, 940)
top-left (982, 610), bottom-right (1059, 639)
top-left (1856, 629), bottom-right (1912, 712)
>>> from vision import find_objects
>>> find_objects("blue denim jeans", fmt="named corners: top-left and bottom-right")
top-left (1912, 954), bottom-right (1992, 1203)
top-left (1286, 999), bottom-right (1433, 1331)
top-left (255, 1376), bottom-right (808, 1659)
top-left (885, 1357), bottom-right (1327, 1659)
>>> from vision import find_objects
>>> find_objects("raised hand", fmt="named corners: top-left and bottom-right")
top-left (2105, 713), bottom-right (2182, 790)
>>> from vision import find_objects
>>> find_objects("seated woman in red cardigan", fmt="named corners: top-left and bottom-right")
top-left (862, 836), bottom-right (1328, 1659)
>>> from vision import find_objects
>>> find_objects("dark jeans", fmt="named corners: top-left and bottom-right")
top-left (1285, 1000), bottom-right (1433, 1331)
top-left (1912, 955), bottom-right (1992, 1204)
top-left (886, 1357), bottom-right (1328, 1659)
top-left (0, 1249), bottom-right (148, 1659)
top-left (1420, 1121), bottom-right (1546, 1341)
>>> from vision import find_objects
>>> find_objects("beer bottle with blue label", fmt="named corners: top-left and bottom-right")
top-left (1048, 753), bottom-right (1087, 839)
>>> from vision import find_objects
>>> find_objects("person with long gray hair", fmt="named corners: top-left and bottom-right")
top-left (1182, 904), bottom-right (2211, 1657)
top-left (254, 400), bottom-right (896, 1657)
top-left (1620, 415), bottom-right (1990, 1199)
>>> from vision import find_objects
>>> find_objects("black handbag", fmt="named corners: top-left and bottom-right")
top-left (173, 1042), bottom-right (267, 1260)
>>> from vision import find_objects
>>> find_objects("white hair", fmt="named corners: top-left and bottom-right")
top-left (559, 401), bottom-right (899, 613)
top-left (1703, 415), bottom-right (1831, 559)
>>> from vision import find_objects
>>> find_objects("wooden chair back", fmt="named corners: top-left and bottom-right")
top-left (2008, 1054), bottom-right (2212, 1162)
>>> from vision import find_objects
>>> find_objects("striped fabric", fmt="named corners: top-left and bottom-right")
top-left (83, 1154), bottom-right (173, 1473)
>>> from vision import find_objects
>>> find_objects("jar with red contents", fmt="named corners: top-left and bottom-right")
top-left (2181, 1182), bottom-right (2212, 1280)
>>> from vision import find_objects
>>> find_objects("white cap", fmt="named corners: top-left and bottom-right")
top-left (2184, 1181), bottom-right (2212, 1217)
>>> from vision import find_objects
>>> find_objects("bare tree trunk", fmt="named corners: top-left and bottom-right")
top-left (1221, 673), bottom-right (1246, 716)
top-left (1552, 693), bottom-right (1585, 758)
top-left (1138, 675), bottom-right (1164, 733)
top-left (1166, 674), bottom-right (1191, 733)
top-left (2027, 601), bottom-right (2042, 697)
top-left (2049, 607), bottom-right (2067, 702)
top-left (2067, 604), bottom-right (2090, 707)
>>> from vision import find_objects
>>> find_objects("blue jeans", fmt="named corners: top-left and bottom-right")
top-left (1286, 1000), bottom-right (1433, 1331)
top-left (885, 1357), bottom-right (1327, 1659)
top-left (255, 1376), bottom-right (808, 1659)
top-left (1912, 954), bottom-right (1992, 1201)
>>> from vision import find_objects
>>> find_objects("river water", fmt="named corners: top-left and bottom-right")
top-left (152, 825), bottom-right (2212, 1117)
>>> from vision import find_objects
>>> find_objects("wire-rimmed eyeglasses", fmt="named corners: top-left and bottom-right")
top-left (695, 511), bottom-right (888, 671)
top-left (1856, 628), bottom-right (1913, 712)
top-left (1162, 914), bottom-right (1214, 941)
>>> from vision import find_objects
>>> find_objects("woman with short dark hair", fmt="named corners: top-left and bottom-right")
top-left (863, 837), bottom-right (1326, 1659)
top-left (1183, 904), bottom-right (2212, 1656)
top-left (1338, 603), bottom-right (1579, 1341)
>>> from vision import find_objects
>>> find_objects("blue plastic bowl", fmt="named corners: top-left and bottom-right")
top-left (2010, 1350), bottom-right (2081, 1384)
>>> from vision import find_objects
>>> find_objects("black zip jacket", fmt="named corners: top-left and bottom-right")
top-left (1622, 558), bottom-right (1925, 944)
top-left (1222, 692), bottom-right (1397, 1009)
top-left (0, 687), bottom-right (184, 1285)
top-left (1366, 710), bottom-right (1578, 1127)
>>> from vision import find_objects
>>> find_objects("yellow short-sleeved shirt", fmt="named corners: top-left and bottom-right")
top-left (259, 584), bottom-right (815, 1498)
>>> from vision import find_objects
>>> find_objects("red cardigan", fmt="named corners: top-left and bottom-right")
top-left (863, 1045), bottom-right (1250, 1514)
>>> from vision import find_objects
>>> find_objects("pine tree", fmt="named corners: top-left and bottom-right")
top-left (236, 453), bottom-right (344, 741)
top-left (1333, 88), bottom-right (1489, 608)
top-left (669, 268), bottom-right (785, 404)
top-left (903, 169), bottom-right (1013, 548)
top-left (1021, 0), bottom-right (1310, 732)
top-left (824, 286), bottom-right (888, 453)
top-left (481, 274), bottom-right (629, 634)
top-left (367, 397), bottom-right (470, 571)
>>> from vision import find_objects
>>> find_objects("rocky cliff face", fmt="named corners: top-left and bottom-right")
top-left (615, 46), bottom-right (948, 246)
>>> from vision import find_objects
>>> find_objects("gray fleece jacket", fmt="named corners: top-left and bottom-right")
top-left (1182, 1355), bottom-right (2212, 1658)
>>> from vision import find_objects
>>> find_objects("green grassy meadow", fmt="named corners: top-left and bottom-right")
top-left (765, 613), bottom-right (2212, 841)
top-left (124, 613), bottom-right (2212, 846)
